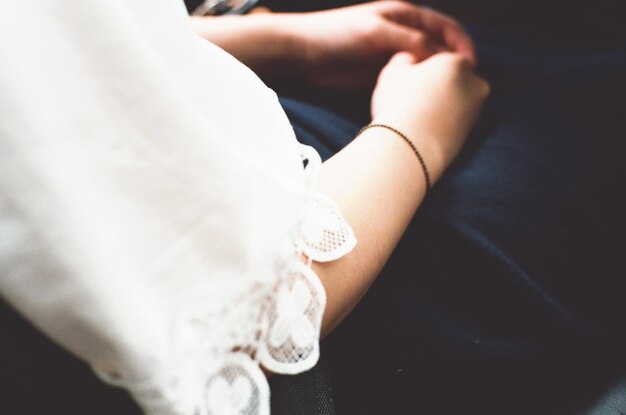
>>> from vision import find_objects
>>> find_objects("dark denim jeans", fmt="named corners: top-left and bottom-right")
top-left (273, 16), bottom-right (626, 414)
top-left (2, 2), bottom-right (624, 414)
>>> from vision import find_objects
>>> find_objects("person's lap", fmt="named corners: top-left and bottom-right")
top-left (275, 21), bottom-right (626, 414)
top-left (2, 4), bottom-right (624, 414)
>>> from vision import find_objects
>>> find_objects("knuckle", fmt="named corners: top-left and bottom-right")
top-left (380, 0), bottom-right (406, 9)
top-left (434, 53), bottom-right (468, 72)
top-left (469, 75), bottom-right (491, 100)
top-left (439, 52), bottom-right (463, 64)
top-left (363, 17), bottom-right (385, 37)
top-left (409, 31), bottom-right (427, 47)
top-left (392, 0), bottom-right (412, 9)
top-left (479, 79), bottom-right (491, 97)
top-left (448, 54), bottom-right (470, 69)
top-left (373, 0), bottom-right (416, 16)
top-left (413, 30), bottom-right (427, 43)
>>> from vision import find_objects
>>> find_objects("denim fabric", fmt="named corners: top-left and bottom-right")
top-left (275, 21), bottom-right (626, 414)
top-left (2, 3), bottom-right (624, 414)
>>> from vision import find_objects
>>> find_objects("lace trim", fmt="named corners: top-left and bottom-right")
top-left (256, 259), bottom-right (326, 375)
top-left (98, 144), bottom-right (356, 415)
top-left (295, 193), bottom-right (357, 263)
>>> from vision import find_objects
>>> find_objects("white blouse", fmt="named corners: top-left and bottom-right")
top-left (0, 1), bottom-right (355, 414)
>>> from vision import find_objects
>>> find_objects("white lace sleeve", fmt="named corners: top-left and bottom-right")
top-left (207, 144), bottom-right (355, 414)
top-left (0, 2), bottom-right (355, 414)
top-left (94, 144), bottom-right (356, 415)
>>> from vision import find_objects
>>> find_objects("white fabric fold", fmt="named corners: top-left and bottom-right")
top-left (0, 1), bottom-right (356, 414)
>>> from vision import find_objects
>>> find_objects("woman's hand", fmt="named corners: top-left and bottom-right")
top-left (371, 52), bottom-right (490, 182)
top-left (191, 1), bottom-right (475, 89)
top-left (288, 1), bottom-right (476, 88)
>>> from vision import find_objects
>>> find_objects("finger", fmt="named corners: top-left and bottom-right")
top-left (376, 1), bottom-right (477, 66)
top-left (386, 51), bottom-right (419, 67)
top-left (412, 7), bottom-right (476, 66)
top-left (424, 51), bottom-right (476, 75)
top-left (379, 22), bottom-right (438, 61)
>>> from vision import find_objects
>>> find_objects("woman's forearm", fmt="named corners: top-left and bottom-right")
top-left (190, 3), bottom-right (479, 89)
top-left (314, 58), bottom-right (488, 336)
top-left (314, 126), bottom-right (443, 337)
top-left (189, 14), bottom-right (301, 78)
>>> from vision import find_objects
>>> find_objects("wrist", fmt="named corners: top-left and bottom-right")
top-left (369, 116), bottom-right (449, 185)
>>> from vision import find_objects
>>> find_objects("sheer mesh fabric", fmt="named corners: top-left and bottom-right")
top-left (97, 144), bottom-right (356, 415)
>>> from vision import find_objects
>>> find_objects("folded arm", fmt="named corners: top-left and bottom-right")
top-left (190, 1), bottom-right (476, 88)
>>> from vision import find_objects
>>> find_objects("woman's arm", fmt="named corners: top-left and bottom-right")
top-left (190, 1), bottom-right (476, 87)
top-left (190, 13), bottom-right (300, 80)
top-left (314, 52), bottom-right (490, 335)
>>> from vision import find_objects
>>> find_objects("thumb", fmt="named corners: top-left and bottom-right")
top-left (381, 22), bottom-right (438, 61)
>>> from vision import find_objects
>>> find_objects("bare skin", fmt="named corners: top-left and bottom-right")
top-left (316, 52), bottom-right (489, 335)
top-left (191, 1), bottom-right (489, 338)
top-left (190, 1), bottom-right (476, 87)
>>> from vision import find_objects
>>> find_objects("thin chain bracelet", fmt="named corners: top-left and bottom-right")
top-left (356, 123), bottom-right (431, 193)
